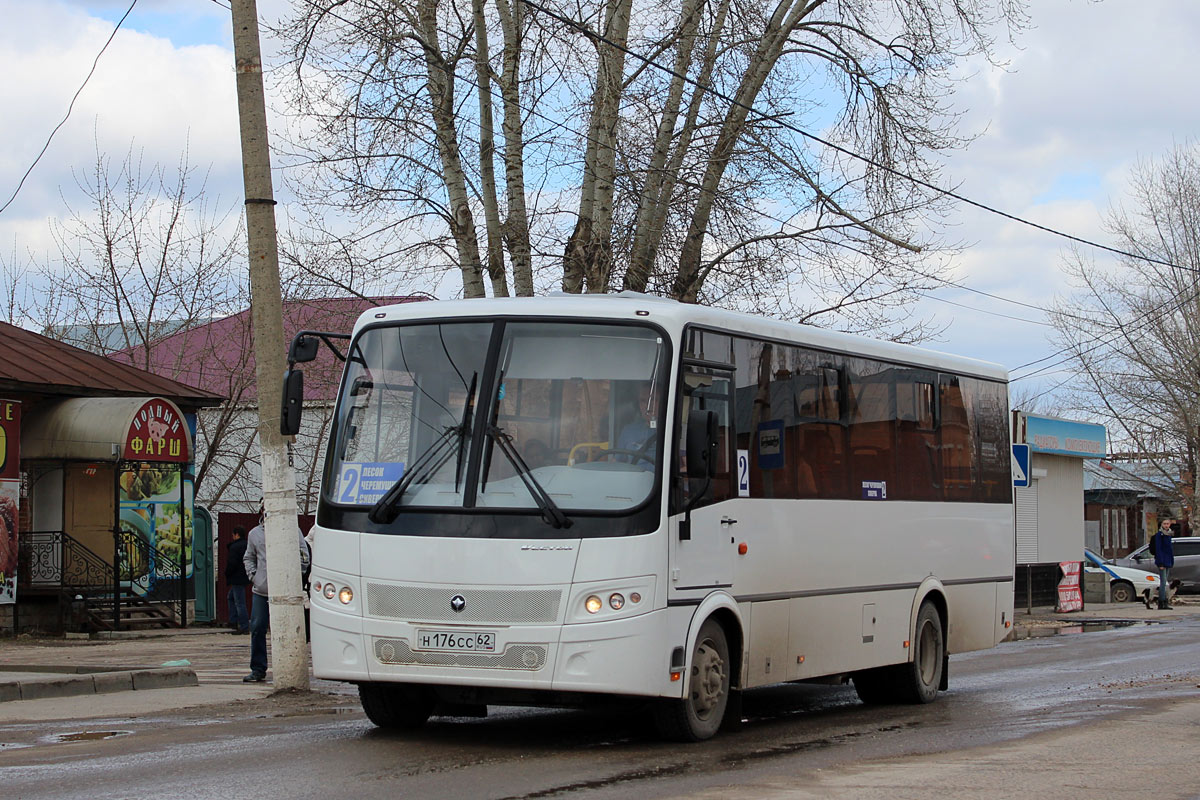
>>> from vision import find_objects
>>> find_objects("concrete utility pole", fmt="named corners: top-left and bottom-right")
top-left (230, 0), bottom-right (308, 690)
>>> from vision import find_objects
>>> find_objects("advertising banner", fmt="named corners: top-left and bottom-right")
top-left (1057, 560), bottom-right (1083, 612)
top-left (0, 400), bottom-right (20, 604)
top-left (119, 464), bottom-right (188, 596)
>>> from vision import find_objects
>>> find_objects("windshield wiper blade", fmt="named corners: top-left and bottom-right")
top-left (368, 374), bottom-right (479, 524)
top-left (487, 425), bottom-right (572, 530)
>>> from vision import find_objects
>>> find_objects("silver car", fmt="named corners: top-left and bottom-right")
top-left (1114, 536), bottom-right (1200, 592)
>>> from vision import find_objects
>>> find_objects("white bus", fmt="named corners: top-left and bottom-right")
top-left (286, 294), bottom-right (1014, 741)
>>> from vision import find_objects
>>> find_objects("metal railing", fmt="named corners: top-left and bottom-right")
top-left (18, 529), bottom-right (186, 631)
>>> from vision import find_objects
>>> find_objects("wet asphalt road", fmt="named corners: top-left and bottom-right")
top-left (4, 618), bottom-right (1199, 800)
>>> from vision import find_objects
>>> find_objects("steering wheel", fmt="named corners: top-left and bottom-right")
top-left (584, 449), bottom-right (653, 464)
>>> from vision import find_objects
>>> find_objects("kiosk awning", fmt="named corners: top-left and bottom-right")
top-left (23, 397), bottom-right (192, 463)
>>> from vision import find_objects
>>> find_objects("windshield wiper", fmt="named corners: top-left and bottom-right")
top-left (487, 425), bottom-right (572, 530)
top-left (368, 372), bottom-right (478, 524)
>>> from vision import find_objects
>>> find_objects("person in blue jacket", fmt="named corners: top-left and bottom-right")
top-left (1151, 518), bottom-right (1175, 610)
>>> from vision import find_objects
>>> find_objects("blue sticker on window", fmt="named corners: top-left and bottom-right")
top-left (337, 462), bottom-right (405, 504)
top-left (861, 480), bottom-right (887, 500)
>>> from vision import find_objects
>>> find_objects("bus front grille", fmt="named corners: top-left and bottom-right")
top-left (373, 638), bottom-right (548, 671)
top-left (365, 583), bottom-right (561, 624)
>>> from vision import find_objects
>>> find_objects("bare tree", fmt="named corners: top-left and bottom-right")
top-left (37, 142), bottom-right (243, 355)
top-left (1049, 142), bottom-right (1200, 505)
top-left (280, 0), bottom-right (1027, 339)
top-left (31, 142), bottom-right (255, 505)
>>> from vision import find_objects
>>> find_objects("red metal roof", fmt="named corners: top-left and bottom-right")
top-left (109, 296), bottom-right (428, 404)
top-left (0, 321), bottom-right (224, 407)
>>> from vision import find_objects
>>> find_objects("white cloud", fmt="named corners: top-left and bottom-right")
top-left (923, 0), bottom-right (1200, 393)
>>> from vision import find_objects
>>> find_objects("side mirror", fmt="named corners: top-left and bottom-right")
top-left (686, 410), bottom-right (718, 479)
top-left (287, 334), bottom-right (321, 364)
top-left (281, 368), bottom-right (304, 436)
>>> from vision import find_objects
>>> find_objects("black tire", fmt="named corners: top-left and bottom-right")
top-left (653, 619), bottom-right (730, 741)
top-left (1109, 581), bottom-right (1134, 604)
top-left (895, 601), bottom-right (944, 704)
top-left (358, 683), bottom-right (435, 730)
top-left (852, 667), bottom-right (895, 705)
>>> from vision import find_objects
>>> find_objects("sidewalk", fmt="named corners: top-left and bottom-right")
top-left (0, 597), bottom-right (1195, 721)
top-left (1010, 593), bottom-right (1198, 638)
top-left (0, 626), bottom-right (314, 721)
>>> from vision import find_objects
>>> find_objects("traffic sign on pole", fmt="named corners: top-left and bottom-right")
top-left (1012, 444), bottom-right (1031, 487)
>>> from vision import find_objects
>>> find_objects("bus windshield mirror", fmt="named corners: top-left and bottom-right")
top-left (487, 426), bottom-right (572, 530)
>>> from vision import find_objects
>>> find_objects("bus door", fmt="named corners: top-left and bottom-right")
top-left (670, 367), bottom-right (736, 591)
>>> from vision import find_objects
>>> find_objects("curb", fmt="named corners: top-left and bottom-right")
top-left (0, 667), bottom-right (198, 703)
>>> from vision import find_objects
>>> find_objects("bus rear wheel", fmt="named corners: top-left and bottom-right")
top-left (358, 682), bottom-right (436, 730)
top-left (895, 601), bottom-right (944, 704)
top-left (853, 600), bottom-right (944, 705)
top-left (653, 619), bottom-right (730, 741)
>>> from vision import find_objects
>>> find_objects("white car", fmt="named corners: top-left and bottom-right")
top-left (1084, 549), bottom-right (1159, 603)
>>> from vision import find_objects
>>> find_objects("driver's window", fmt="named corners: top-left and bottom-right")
top-left (676, 369), bottom-right (734, 510)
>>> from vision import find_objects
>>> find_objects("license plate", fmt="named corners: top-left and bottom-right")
top-left (415, 629), bottom-right (496, 653)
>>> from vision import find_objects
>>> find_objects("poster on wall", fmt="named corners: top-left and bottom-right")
top-left (0, 400), bottom-right (20, 605)
top-left (0, 481), bottom-right (17, 605)
top-left (118, 464), bottom-right (186, 595)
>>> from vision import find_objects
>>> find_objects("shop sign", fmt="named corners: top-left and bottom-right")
top-left (0, 400), bottom-right (20, 480)
top-left (1024, 415), bottom-right (1106, 458)
top-left (124, 399), bottom-right (189, 462)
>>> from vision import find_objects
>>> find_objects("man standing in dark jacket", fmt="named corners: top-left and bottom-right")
top-left (225, 526), bottom-right (250, 634)
top-left (1152, 518), bottom-right (1175, 610)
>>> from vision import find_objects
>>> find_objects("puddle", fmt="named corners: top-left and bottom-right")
top-left (1014, 620), bottom-right (1163, 640)
top-left (53, 730), bottom-right (132, 743)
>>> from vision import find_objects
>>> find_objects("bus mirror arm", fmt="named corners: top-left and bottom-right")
top-left (288, 330), bottom-right (351, 364)
top-left (281, 330), bottom-right (351, 436)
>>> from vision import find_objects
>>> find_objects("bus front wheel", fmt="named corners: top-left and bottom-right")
top-left (653, 619), bottom-right (730, 741)
top-left (358, 682), bottom-right (435, 730)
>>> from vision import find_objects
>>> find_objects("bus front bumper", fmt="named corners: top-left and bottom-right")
top-left (310, 603), bottom-right (688, 699)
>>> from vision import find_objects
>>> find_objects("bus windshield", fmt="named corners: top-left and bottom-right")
top-left (325, 320), bottom-right (667, 517)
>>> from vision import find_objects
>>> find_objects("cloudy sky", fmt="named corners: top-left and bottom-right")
top-left (1, 0), bottom-right (1197, 407)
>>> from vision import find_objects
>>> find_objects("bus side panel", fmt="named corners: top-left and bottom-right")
top-left (784, 591), bottom-right (912, 682)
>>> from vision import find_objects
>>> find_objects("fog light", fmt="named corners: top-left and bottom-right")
top-left (630, 592), bottom-right (642, 604)
top-left (338, 586), bottom-right (353, 604)
top-left (313, 581), bottom-right (322, 593)
top-left (585, 595), bottom-right (603, 614)
top-left (609, 593), bottom-right (625, 610)
top-left (323, 583), bottom-right (336, 600)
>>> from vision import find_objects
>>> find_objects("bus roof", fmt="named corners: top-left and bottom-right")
top-left (355, 293), bottom-right (1008, 382)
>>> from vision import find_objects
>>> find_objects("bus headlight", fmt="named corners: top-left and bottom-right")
top-left (570, 577), bottom-right (655, 622)
top-left (323, 583), bottom-right (337, 600)
top-left (338, 586), bottom-right (354, 604)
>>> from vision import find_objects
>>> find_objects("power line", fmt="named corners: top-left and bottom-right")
top-left (0, 1), bottom-right (139, 216)
top-left (1010, 284), bottom-right (1200, 382)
